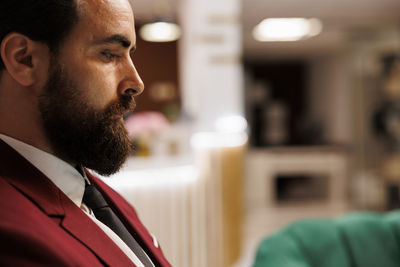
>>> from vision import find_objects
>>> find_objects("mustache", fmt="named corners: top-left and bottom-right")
top-left (106, 95), bottom-right (136, 118)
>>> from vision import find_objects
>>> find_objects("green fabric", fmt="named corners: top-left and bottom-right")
top-left (253, 210), bottom-right (400, 267)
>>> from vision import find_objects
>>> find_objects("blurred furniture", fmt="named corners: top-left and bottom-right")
top-left (235, 147), bottom-right (350, 267)
top-left (253, 210), bottom-right (400, 267)
top-left (246, 147), bottom-right (348, 211)
top-left (372, 54), bottom-right (400, 210)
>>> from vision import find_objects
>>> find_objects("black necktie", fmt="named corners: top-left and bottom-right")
top-left (83, 184), bottom-right (154, 267)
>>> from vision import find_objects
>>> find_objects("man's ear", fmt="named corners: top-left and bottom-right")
top-left (0, 33), bottom-right (48, 87)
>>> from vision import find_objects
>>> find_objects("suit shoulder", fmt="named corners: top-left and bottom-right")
top-left (0, 176), bottom-right (50, 227)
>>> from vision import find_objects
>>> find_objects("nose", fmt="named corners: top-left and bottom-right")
top-left (119, 61), bottom-right (145, 97)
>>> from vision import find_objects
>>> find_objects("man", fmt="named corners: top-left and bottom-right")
top-left (0, 0), bottom-right (171, 266)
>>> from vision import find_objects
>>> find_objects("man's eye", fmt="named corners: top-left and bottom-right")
top-left (101, 51), bottom-right (120, 61)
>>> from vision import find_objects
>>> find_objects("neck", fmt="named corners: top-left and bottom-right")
top-left (0, 78), bottom-right (57, 161)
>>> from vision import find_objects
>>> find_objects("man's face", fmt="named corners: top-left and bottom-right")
top-left (38, 0), bottom-right (144, 175)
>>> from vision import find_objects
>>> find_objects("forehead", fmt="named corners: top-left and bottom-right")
top-left (72, 0), bottom-right (136, 43)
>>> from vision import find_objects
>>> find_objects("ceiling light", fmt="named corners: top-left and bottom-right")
top-left (140, 21), bottom-right (181, 42)
top-left (253, 18), bottom-right (323, 42)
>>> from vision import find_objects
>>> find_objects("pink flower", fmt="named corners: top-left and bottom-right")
top-left (125, 111), bottom-right (170, 138)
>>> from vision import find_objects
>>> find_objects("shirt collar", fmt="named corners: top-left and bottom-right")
top-left (0, 134), bottom-right (85, 208)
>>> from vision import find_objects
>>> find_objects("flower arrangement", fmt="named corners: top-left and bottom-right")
top-left (125, 111), bottom-right (170, 157)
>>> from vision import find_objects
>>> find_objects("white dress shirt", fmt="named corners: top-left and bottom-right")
top-left (0, 134), bottom-right (145, 267)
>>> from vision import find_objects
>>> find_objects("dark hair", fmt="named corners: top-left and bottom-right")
top-left (0, 0), bottom-right (79, 70)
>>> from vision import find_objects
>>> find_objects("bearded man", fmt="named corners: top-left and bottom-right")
top-left (0, 0), bottom-right (170, 266)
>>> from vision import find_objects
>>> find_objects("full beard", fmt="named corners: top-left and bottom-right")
top-left (38, 62), bottom-right (135, 176)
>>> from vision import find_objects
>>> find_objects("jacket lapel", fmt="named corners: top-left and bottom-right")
top-left (87, 172), bottom-right (171, 267)
top-left (59, 194), bottom-right (135, 266)
top-left (0, 140), bottom-right (135, 267)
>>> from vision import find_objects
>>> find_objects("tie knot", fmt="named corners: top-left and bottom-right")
top-left (83, 184), bottom-right (109, 210)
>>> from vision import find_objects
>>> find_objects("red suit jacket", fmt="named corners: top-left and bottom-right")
top-left (0, 140), bottom-right (171, 266)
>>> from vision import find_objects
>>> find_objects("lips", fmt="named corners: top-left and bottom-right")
top-left (119, 99), bottom-right (136, 120)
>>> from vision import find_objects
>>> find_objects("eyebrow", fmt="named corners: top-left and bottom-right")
top-left (93, 34), bottom-right (136, 52)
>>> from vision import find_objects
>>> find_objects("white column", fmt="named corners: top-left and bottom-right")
top-left (179, 0), bottom-right (243, 131)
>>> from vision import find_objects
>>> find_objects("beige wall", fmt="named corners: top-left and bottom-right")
top-left (308, 53), bottom-right (353, 145)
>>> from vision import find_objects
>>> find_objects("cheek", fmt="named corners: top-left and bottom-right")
top-left (36, 68), bottom-right (50, 94)
top-left (35, 51), bottom-right (52, 95)
top-left (70, 63), bottom-right (119, 109)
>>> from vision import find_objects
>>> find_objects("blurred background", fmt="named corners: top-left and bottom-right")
top-left (103, 0), bottom-right (400, 266)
